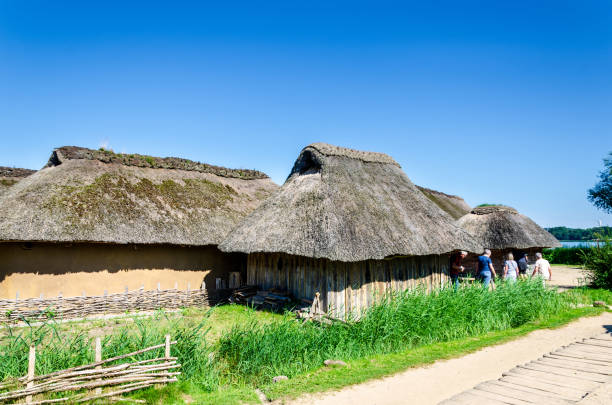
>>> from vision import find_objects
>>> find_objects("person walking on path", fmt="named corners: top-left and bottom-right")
top-left (517, 253), bottom-right (529, 280)
top-left (532, 252), bottom-right (552, 285)
top-left (503, 253), bottom-right (519, 282)
top-left (477, 249), bottom-right (497, 290)
top-left (449, 251), bottom-right (468, 291)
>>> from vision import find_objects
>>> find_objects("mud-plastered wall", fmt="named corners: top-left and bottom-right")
top-left (0, 242), bottom-right (245, 299)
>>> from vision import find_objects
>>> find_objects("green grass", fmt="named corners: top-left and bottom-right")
top-left (0, 283), bottom-right (607, 405)
top-left (262, 306), bottom-right (603, 401)
top-left (217, 280), bottom-right (565, 387)
top-left (564, 287), bottom-right (612, 305)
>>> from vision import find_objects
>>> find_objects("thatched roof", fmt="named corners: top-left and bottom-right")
top-left (0, 166), bottom-right (36, 197)
top-left (220, 143), bottom-right (482, 261)
top-left (416, 186), bottom-right (471, 220)
top-left (46, 146), bottom-right (269, 179)
top-left (456, 205), bottom-right (561, 250)
top-left (0, 147), bottom-right (278, 245)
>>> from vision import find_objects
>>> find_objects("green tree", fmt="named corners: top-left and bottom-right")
top-left (588, 152), bottom-right (612, 213)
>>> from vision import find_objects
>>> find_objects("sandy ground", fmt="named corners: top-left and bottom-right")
top-left (285, 275), bottom-right (610, 405)
top-left (548, 264), bottom-right (589, 291)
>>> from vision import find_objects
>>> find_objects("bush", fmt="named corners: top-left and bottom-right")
top-left (217, 280), bottom-right (565, 385)
top-left (582, 238), bottom-right (612, 289)
top-left (543, 247), bottom-right (587, 265)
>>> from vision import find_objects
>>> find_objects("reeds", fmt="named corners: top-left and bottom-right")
top-left (1, 280), bottom-right (567, 398)
top-left (217, 280), bottom-right (565, 385)
top-left (0, 310), bottom-right (216, 388)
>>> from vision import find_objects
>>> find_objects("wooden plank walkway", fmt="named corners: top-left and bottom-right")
top-left (440, 333), bottom-right (612, 404)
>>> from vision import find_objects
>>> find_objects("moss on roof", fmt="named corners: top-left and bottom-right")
top-left (46, 146), bottom-right (269, 180)
top-left (0, 151), bottom-right (278, 245)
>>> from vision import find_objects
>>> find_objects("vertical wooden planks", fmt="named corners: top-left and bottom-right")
top-left (337, 262), bottom-right (346, 317)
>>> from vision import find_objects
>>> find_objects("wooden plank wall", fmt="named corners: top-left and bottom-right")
top-left (247, 253), bottom-right (450, 318)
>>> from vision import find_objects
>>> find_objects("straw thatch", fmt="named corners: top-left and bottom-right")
top-left (220, 143), bottom-right (482, 261)
top-left (0, 147), bottom-right (278, 245)
top-left (0, 166), bottom-right (35, 197)
top-left (417, 186), bottom-right (471, 220)
top-left (456, 205), bottom-right (561, 249)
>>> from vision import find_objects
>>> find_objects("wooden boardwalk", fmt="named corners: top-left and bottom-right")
top-left (440, 332), bottom-right (612, 404)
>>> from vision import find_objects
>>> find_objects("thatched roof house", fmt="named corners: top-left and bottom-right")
top-left (221, 143), bottom-right (481, 317)
top-left (0, 146), bottom-right (278, 299)
top-left (417, 185), bottom-right (471, 220)
top-left (456, 205), bottom-right (561, 271)
top-left (0, 166), bottom-right (35, 197)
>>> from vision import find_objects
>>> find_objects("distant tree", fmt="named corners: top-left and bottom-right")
top-left (546, 226), bottom-right (612, 241)
top-left (588, 152), bottom-right (612, 213)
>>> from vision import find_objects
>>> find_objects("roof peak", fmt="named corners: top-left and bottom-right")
top-left (471, 205), bottom-right (518, 215)
top-left (305, 143), bottom-right (400, 167)
top-left (46, 146), bottom-right (269, 180)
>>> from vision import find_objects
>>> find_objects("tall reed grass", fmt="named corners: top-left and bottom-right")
top-left (217, 280), bottom-right (565, 385)
top-left (1, 280), bottom-right (567, 396)
top-left (0, 310), bottom-right (217, 389)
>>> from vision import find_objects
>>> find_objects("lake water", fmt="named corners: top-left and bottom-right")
top-left (560, 241), bottom-right (600, 248)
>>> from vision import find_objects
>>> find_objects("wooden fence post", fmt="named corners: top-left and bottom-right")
top-left (165, 335), bottom-right (171, 359)
top-left (26, 345), bottom-right (35, 404)
top-left (95, 337), bottom-right (102, 395)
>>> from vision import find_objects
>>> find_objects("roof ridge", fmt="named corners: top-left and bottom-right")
top-left (306, 143), bottom-right (400, 167)
top-left (46, 146), bottom-right (269, 180)
top-left (0, 167), bottom-right (36, 178)
top-left (471, 205), bottom-right (518, 215)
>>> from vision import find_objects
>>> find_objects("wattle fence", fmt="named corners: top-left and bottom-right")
top-left (0, 287), bottom-right (216, 323)
top-left (0, 336), bottom-right (179, 404)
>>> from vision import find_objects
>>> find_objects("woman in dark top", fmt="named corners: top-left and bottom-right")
top-left (477, 249), bottom-right (497, 289)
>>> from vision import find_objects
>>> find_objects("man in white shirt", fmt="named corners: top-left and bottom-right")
top-left (531, 252), bottom-right (552, 285)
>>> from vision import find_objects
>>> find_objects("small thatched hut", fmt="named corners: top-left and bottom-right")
top-left (417, 186), bottom-right (471, 220)
top-left (456, 205), bottom-right (561, 272)
top-left (0, 166), bottom-right (35, 197)
top-left (220, 143), bottom-right (481, 317)
top-left (0, 146), bottom-right (278, 299)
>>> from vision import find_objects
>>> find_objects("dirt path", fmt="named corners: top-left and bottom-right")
top-left (286, 312), bottom-right (612, 405)
top-left (548, 264), bottom-right (588, 291)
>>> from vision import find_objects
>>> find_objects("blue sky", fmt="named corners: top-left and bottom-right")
top-left (0, 1), bottom-right (610, 228)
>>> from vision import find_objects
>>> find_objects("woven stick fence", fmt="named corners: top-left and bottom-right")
top-left (0, 287), bottom-right (213, 323)
top-left (0, 335), bottom-right (179, 404)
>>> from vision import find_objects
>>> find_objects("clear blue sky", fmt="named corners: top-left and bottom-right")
top-left (1, 1), bottom-right (610, 228)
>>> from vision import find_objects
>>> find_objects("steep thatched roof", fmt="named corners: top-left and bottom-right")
top-left (220, 143), bottom-right (482, 261)
top-left (0, 147), bottom-right (278, 245)
top-left (0, 167), bottom-right (36, 197)
top-left (416, 186), bottom-right (471, 220)
top-left (456, 205), bottom-right (561, 249)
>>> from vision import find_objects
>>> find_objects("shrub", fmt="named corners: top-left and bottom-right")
top-left (582, 238), bottom-right (612, 289)
top-left (543, 247), bottom-right (587, 265)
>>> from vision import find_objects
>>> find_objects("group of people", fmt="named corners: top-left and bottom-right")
top-left (450, 249), bottom-right (553, 290)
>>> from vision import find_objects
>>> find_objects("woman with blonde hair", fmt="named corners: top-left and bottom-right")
top-left (503, 252), bottom-right (519, 282)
